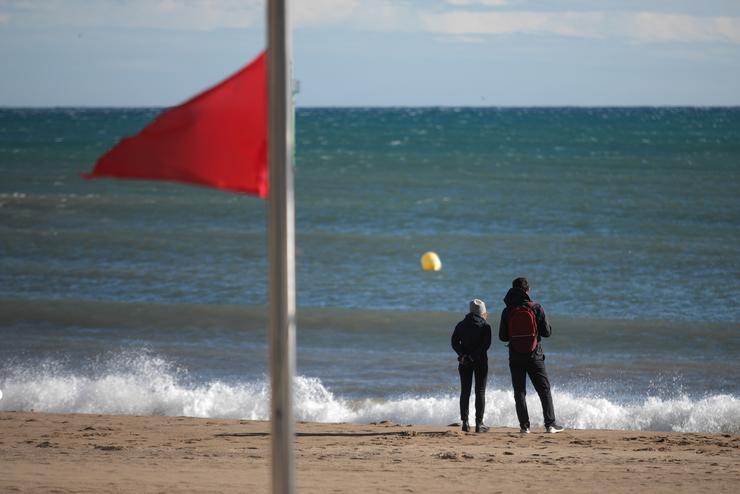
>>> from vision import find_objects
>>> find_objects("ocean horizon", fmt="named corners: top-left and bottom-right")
top-left (2, 104), bottom-right (740, 111)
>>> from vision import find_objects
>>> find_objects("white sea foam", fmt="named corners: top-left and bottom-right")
top-left (1, 354), bottom-right (738, 433)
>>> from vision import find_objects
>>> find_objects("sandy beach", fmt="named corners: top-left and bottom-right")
top-left (1, 411), bottom-right (738, 493)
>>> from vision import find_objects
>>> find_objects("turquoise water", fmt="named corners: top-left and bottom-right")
top-left (1, 107), bottom-right (739, 431)
top-left (2, 107), bottom-right (738, 319)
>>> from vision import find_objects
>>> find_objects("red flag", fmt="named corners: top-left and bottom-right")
top-left (85, 51), bottom-right (268, 198)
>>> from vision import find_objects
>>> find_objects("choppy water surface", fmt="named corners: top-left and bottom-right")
top-left (1, 107), bottom-right (739, 432)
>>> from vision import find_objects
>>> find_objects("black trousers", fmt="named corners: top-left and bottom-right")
top-left (459, 362), bottom-right (487, 423)
top-left (509, 356), bottom-right (556, 428)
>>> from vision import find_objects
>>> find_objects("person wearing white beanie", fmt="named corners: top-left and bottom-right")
top-left (451, 298), bottom-right (492, 433)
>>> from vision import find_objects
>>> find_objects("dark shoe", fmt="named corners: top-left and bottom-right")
top-left (461, 421), bottom-right (470, 432)
top-left (546, 424), bottom-right (564, 433)
top-left (475, 422), bottom-right (489, 433)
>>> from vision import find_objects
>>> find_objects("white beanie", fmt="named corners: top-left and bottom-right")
top-left (469, 299), bottom-right (486, 316)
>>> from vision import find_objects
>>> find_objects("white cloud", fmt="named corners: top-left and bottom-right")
top-left (437, 35), bottom-right (486, 44)
top-left (445, 0), bottom-right (511, 6)
top-left (294, 0), bottom-right (361, 26)
top-left (625, 12), bottom-right (740, 44)
top-left (422, 11), bottom-right (603, 37)
top-left (2, 1), bottom-right (739, 44)
top-left (0, 0), bottom-right (407, 31)
top-left (421, 10), bottom-right (740, 43)
top-left (296, 0), bottom-right (415, 32)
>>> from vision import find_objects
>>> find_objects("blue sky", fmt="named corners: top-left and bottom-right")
top-left (1, 0), bottom-right (739, 106)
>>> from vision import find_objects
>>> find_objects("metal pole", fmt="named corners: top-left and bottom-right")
top-left (267, 1), bottom-right (295, 493)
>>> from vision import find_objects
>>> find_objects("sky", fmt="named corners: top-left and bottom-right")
top-left (1, 0), bottom-right (740, 107)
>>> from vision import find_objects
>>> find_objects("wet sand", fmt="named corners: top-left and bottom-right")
top-left (1, 411), bottom-right (738, 493)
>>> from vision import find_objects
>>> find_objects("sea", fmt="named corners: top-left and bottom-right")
top-left (1, 107), bottom-right (739, 433)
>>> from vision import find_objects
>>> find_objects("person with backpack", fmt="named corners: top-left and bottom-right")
top-left (451, 299), bottom-right (492, 433)
top-left (499, 277), bottom-right (564, 434)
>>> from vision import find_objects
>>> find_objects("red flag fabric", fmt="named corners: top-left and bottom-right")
top-left (85, 52), bottom-right (268, 197)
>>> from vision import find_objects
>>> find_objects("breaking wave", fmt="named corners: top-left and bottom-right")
top-left (1, 352), bottom-right (738, 433)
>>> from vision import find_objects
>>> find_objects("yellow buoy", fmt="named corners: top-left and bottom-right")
top-left (420, 251), bottom-right (442, 271)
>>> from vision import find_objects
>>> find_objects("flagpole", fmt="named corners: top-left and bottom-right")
top-left (267, 0), bottom-right (296, 493)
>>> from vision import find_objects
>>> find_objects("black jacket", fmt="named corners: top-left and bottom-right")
top-left (451, 313), bottom-right (492, 364)
top-left (499, 287), bottom-right (552, 358)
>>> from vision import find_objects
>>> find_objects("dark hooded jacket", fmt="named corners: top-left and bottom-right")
top-left (451, 313), bottom-right (492, 364)
top-left (499, 287), bottom-right (552, 359)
